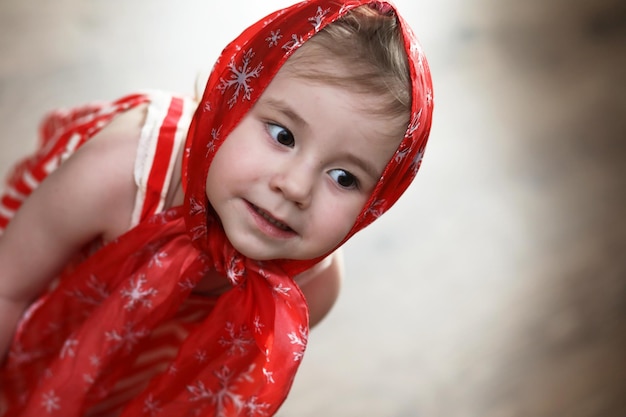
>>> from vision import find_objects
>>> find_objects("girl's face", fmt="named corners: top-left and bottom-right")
top-left (205, 66), bottom-right (402, 261)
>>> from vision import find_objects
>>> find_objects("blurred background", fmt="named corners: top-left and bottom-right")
top-left (1, 0), bottom-right (625, 416)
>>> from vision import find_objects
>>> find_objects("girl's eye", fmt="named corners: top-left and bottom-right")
top-left (328, 169), bottom-right (358, 189)
top-left (267, 123), bottom-right (295, 147)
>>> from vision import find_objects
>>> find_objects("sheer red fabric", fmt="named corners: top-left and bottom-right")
top-left (0, 1), bottom-right (433, 416)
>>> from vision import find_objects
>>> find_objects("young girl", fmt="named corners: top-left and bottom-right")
top-left (0, 1), bottom-right (433, 416)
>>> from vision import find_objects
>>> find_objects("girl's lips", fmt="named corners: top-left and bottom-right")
top-left (247, 202), bottom-right (296, 238)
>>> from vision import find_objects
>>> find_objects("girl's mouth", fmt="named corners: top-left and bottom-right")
top-left (250, 203), bottom-right (294, 232)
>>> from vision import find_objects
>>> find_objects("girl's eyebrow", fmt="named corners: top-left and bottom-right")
top-left (262, 97), bottom-right (308, 129)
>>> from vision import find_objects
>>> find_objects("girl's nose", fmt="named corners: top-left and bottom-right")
top-left (269, 161), bottom-right (314, 208)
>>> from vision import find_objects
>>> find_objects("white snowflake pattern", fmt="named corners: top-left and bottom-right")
top-left (262, 367), bottom-right (275, 384)
top-left (60, 338), bottom-right (78, 359)
top-left (148, 250), bottom-right (168, 268)
top-left (89, 354), bottom-right (101, 367)
top-left (41, 390), bottom-right (61, 413)
top-left (411, 149), bottom-right (425, 174)
top-left (244, 396), bottom-right (270, 416)
top-left (282, 34), bottom-right (304, 53)
top-left (219, 322), bottom-right (254, 356)
top-left (218, 49), bottom-right (263, 108)
top-left (253, 315), bottom-right (264, 334)
top-left (143, 394), bottom-right (162, 417)
top-left (83, 373), bottom-right (95, 389)
top-left (394, 147), bottom-right (411, 164)
top-left (120, 276), bottom-right (158, 310)
top-left (186, 365), bottom-right (269, 417)
top-left (178, 278), bottom-right (196, 292)
top-left (265, 29), bottom-right (282, 47)
top-left (309, 6), bottom-right (330, 31)
top-left (190, 224), bottom-right (206, 241)
top-left (148, 208), bottom-right (180, 225)
top-left (405, 108), bottom-right (422, 138)
top-left (206, 126), bottom-right (221, 156)
top-left (66, 274), bottom-right (109, 306)
top-left (195, 349), bottom-right (208, 363)
top-left (365, 198), bottom-right (386, 219)
top-left (105, 322), bottom-right (149, 354)
top-left (287, 325), bottom-right (308, 362)
top-left (9, 343), bottom-right (46, 365)
top-left (189, 197), bottom-right (206, 216)
top-left (226, 257), bottom-right (245, 285)
top-left (272, 283), bottom-right (291, 296)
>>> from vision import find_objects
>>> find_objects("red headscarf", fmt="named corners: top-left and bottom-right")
top-left (0, 1), bottom-right (433, 416)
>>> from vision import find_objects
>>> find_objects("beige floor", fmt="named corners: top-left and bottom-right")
top-left (1, 0), bottom-right (625, 416)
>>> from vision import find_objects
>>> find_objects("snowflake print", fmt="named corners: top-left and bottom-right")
top-left (178, 278), bottom-right (196, 292)
top-left (365, 198), bottom-right (386, 219)
top-left (66, 274), bottom-right (109, 306)
top-left (405, 108), bottom-right (422, 138)
top-left (148, 250), bottom-right (168, 268)
top-left (60, 338), bottom-right (78, 359)
top-left (90, 354), bottom-right (101, 367)
top-left (219, 322), bottom-right (254, 356)
top-left (309, 6), bottom-right (330, 31)
top-left (203, 100), bottom-right (212, 112)
top-left (226, 257), bottom-right (245, 285)
top-left (41, 390), bottom-right (61, 413)
top-left (206, 126), bottom-right (221, 156)
top-left (257, 268), bottom-right (271, 280)
top-left (120, 275), bottom-right (158, 310)
top-left (187, 379), bottom-right (213, 402)
top-left (244, 396), bottom-right (271, 416)
top-left (190, 224), bottom-right (206, 241)
top-left (187, 374), bottom-right (243, 417)
top-left (262, 367), bottom-right (275, 384)
top-left (265, 29), bottom-right (282, 47)
top-left (9, 343), bottom-right (46, 365)
top-left (105, 322), bottom-right (149, 354)
top-left (287, 325), bottom-right (308, 362)
top-left (282, 33), bottom-right (304, 53)
top-left (189, 197), bottom-right (205, 216)
top-left (218, 49), bottom-right (263, 108)
top-left (272, 283), bottom-right (291, 296)
top-left (410, 149), bottom-right (425, 175)
top-left (195, 349), bottom-right (208, 363)
top-left (83, 373), bottom-right (95, 388)
top-left (187, 365), bottom-right (268, 417)
top-left (143, 394), bottom-right (162, 417)
top-left (394, 146), bottom-right (411, 164)
top-left (253, 315), bottom-right (264, 334)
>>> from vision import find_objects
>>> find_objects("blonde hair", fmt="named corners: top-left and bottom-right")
top-left (284, 5), bottom-right (411, 136)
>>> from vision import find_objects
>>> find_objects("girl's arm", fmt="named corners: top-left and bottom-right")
top-left (0, 105), bottom-right (146, 361)
top-left (296, 250), bottom-right (344, 328)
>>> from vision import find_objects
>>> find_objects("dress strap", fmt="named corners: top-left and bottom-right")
top-left (131, 91), bottom-right (196, 226)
